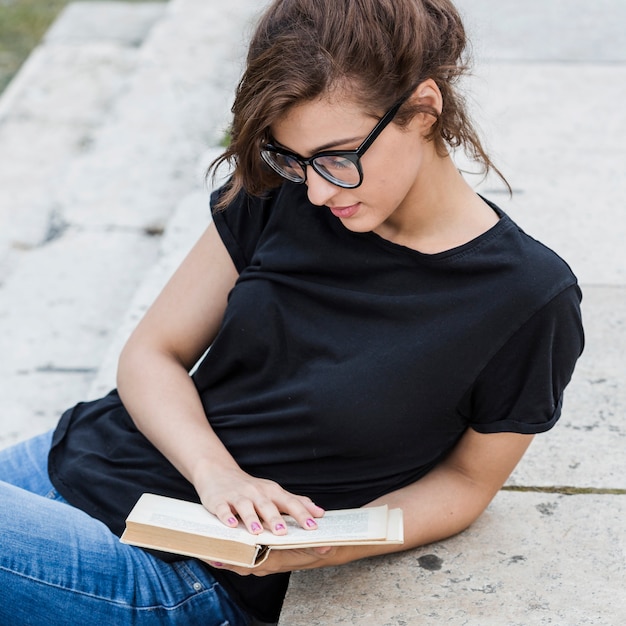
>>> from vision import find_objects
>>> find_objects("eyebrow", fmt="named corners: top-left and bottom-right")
top-left (274, 135), bottom-right (365, 156)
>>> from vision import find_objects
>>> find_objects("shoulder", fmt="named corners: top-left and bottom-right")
top-left (441, 200), bottom-right (582, 357)
top-left (210, 181), bottom-right (282, 227)
top-left (478, 200), bottom-right (579, 307)
top-left (210, 182), bottom-right (309, 271)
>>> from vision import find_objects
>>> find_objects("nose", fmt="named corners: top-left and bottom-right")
top-left (305, 167), bottom-right (339, 207)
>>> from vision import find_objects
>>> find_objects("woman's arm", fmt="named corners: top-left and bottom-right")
top-left (364, 429), bottom-right (534, 552)
top-left (117, 223), bottom-right (323, 534)
top-left (215, 428), bottom-right (533, 575)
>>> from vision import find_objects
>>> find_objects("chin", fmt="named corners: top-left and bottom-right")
top-left (338, 217), bottom-right (378, 234)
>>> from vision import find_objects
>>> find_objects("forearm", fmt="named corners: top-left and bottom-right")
top-left (114, 223), bottom-right (243, 487)
top-left (283, 430), bottom-right (534, 572)
top-left (294, 463), bottom-right (493, 570)
top-left (236, 461), bottom-right (493, 577)
top-left (117, 338), bottom-right (325, 534)
top-left (117, 343), bottom-right (240, 489)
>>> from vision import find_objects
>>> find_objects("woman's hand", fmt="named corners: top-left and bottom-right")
top-left (195, 463), bottom-right (325, 535)
top-left (206, 546), bottom-right (338, 577)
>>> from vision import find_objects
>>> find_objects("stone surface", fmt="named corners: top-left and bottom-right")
top-left (87, 161), bottom-right (221, 399)
top-left (508, 286), bottom-right (626, 490)
top-left (44, 1), bottom-right (167, 47)
top-left (58, 0), bottom-right (255, 231)
top-left (465, 63), bottom-right (626, 286)
top-left (279, 492), bottom-right (626, 625)
top-left (455, 0), bottom-right (626, 62)
top-left (0, 0), bottom-right (257, 446)
top-left (0, 43), bottom-right (138, 255)
top-left (0, 227), bottom-right (158, 449)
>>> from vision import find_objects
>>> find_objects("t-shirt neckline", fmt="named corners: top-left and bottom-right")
top-left (331, 197), bottom-right (511, 262)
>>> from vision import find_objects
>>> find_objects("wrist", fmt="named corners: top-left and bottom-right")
top-left (190, 454), bottom-right (241, 493)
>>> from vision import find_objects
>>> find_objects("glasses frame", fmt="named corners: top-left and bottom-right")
top-left (260, 91), bottom-right (412, 189)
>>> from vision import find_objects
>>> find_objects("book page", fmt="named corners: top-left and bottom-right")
top-left (263, 507), bottom-right (389, 546)
top-left (127, 493), bottom-right (258, 546)
top-left (147, 512), bottom-right (257, 542)
top-left (126, 494), bottom-right (399, 548)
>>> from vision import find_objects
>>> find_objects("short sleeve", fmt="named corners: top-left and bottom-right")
top-left (210, 184), bottom-right (280, 272)
top-left (460, 284), bottom-right (584, 434)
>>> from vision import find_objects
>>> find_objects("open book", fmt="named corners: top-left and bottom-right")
top-left (121, 493), bottom-right (404, 567)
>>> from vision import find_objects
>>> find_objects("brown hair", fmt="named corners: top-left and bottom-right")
top-left (210, 0), bottom-right (508, 208)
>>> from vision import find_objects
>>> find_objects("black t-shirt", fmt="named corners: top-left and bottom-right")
top-left (48, 182), bottom-right (584, 622)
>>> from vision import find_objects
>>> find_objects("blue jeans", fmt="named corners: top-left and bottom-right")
top-left (0, 431), bottom-right (253, 626)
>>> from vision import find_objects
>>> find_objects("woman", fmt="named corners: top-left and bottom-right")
top-left (0, 0), bottom-right (584, 625)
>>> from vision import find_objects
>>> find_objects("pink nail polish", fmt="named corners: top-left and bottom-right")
top-left (211, 562), bottom-right (223, 567)
top-left (227, 517), bottom-right (238, 525)
top-left (251, 522), bottom-right (262, 532)
top-left (275, 523), bottom-right (286, 531)
top-left (306, 518), bottom-right (317, 528)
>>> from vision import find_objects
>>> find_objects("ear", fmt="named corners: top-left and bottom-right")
top-left (408, 78), bottom-right (443, 132)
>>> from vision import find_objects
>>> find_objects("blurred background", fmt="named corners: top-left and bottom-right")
top-left (0, 0), bottom-right (167, 93)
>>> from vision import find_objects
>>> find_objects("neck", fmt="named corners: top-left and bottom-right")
top-left (374, 152), bottom-right (498, 254)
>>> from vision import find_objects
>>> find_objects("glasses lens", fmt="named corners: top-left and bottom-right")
top-left (261, 150), bottom-right (306, 183)
top-left (312, 155), bottom-right (361, 187)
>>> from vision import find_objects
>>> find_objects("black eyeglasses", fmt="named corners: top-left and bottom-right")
top-left (260, 92), bottom-right (411, 189)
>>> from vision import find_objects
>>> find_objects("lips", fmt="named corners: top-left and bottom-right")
top-left (329, 203), bottom-right (360, 219)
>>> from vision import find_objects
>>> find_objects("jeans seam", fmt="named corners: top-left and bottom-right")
top-left (0, 564), bottom-right (136, 609)
top-left (0, 563), bottom-right (222, 613)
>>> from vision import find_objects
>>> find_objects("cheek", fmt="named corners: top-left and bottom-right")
top-left (368, 131), bottom-right (425, 182)
top-left (355, 129), bottom-right (427, 211)
top-left (370, 146), bottom-right (424, 200)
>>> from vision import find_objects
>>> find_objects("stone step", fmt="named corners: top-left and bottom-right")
top-left (0, 221), bottom-right (160, 446)
top-left (0, 0), bottom-right (260, 446)
top-left (56, 0), bottom-right (257, 233)
top-left (0, 1), bottom-right (168, 270)
top-left (86, 149), bottom-right (226, 401)
top-left (465, 62), bottom-right (626, 286)
top-left (44, 1), bottom-right (168, 47)
top-left (279, 491), bottom-right (626, 625)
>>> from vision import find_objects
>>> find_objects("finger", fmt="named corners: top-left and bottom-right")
top-left (252, 499), bottom-right (289, 535)
top-left (230, 485), bottom-right (312, 534)
top-left (205, 561), bottom-right (252, 577)
top-left (212, 502), bottom-right (241, 528)
top-left (230, 498), bottom-right (267, 535)
top-left (299, 495), bottom-right (326, 518)
top-left (272, 493), bottom-right (325, 531)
